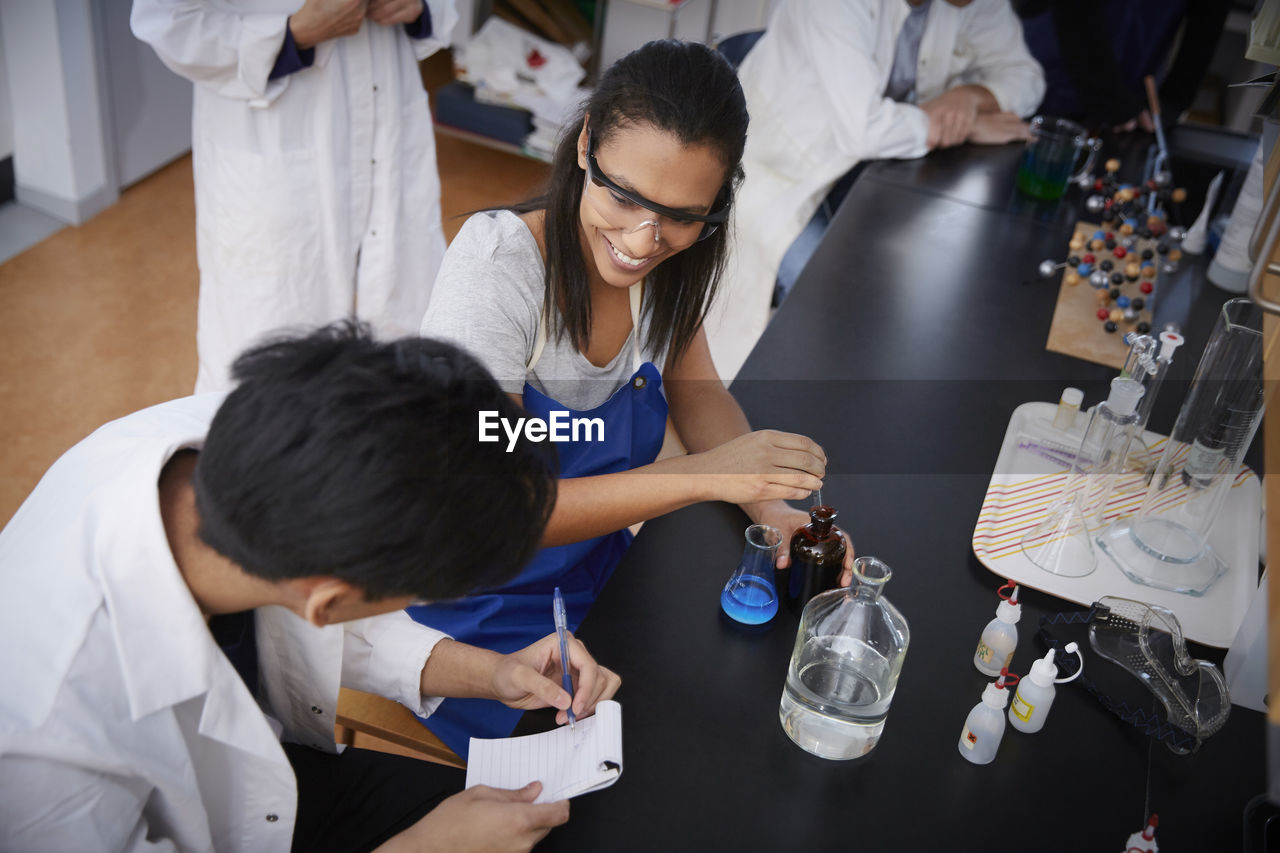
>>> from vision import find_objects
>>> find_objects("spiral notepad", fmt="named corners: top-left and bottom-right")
top-left (465, 700), bottom-right (623, 803)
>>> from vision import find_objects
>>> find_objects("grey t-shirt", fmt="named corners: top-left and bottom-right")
top-left (420, 210), bottom-right (669, 411)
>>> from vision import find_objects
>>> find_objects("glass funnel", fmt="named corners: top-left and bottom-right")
top-left (1098, 299), bottom-right (1264, 595)
top-left (779, 557), bottom-right (909, 759)
top-left (1020, 377), bottom-right (1144, 578)
top-left (720, 524), bottom-right (782, 625)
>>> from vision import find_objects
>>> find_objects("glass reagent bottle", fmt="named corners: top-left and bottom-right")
top-left (787, 505), bottom-right (847, 611)
top-left (780, 556), bottom-right (909, 760)
top-left (1077, 377), bottom-right (1145, 523)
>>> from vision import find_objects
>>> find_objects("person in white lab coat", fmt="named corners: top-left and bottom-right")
top-left (704, 0), bottom-right (1046, 379)
top-left (132, 0), bottom-right (457, 393)
top-left (0, 324), bottom-right (620, 852)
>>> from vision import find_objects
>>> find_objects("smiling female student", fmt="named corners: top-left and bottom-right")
top-left (411, 40), bottom-right (850, 755)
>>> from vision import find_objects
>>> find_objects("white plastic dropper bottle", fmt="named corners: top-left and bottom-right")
top-left (1008, 642), bottom-right (1084, 733)
top-left (973, 586), bottom-right (1020, 676)
top-left (1121, 813), bottom-right (1159, 853)
top-left (958, 673), bottom-right (1011, 765)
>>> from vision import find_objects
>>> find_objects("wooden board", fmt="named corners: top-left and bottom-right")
top-left (1045, 221), bottom-right (1163, 369)
top-left (335, 688), bottom-right (466, 769)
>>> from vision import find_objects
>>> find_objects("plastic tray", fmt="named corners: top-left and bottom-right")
top-left (972, 402), bottom-right (1261, 648)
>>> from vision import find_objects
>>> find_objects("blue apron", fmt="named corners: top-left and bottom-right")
top-left (407, 283), bottom-right (668, 758)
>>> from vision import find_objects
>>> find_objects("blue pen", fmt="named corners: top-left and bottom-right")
top-left (553, 587), bottom-right (576, 729)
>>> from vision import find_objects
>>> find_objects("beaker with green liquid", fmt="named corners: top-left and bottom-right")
top-left (1016, 116), bottom-right (1101, 200)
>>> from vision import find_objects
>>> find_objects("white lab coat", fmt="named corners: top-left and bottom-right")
top-left (0, 395), bottom-right (448, 852)
top-left (704, 0), bottom-right (1045, 379)
top-left (131, 1), bottom-right (458, 393)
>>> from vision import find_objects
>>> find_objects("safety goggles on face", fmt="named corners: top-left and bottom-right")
top-left (584, 129), bottom-right (729, 246)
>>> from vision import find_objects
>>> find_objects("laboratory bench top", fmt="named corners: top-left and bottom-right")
top-left (518, 142), bottom-right (1265, 852)
top-left (858, 126), bottom-right (1254, 237)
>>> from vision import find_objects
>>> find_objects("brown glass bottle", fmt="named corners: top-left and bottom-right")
top-left (787, 505), bottom-right (847, 610)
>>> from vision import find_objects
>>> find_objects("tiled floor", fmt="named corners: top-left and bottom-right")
top-left (0, 55), bottom-right (548, 526)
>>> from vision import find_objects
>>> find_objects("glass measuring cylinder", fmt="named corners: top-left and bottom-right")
top-left (720, 524), bottom-right (782, 625)
top-left (1098, 299), bottom-right (1264, 595)
top-left (779, 557), bottom-right (910, 759)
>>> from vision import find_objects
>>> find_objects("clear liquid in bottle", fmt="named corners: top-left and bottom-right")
top-left (780, 635), bottom-right (893, 758)
top-left (779, 556), bottom-right (909, 760)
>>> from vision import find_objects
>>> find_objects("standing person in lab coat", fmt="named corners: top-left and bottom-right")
top-left (132, 0), bottom-right (457, 393)
top-left (0, 324), bottom-right (621, 852)
top-left (704, 0), bottom-right (1046, 380)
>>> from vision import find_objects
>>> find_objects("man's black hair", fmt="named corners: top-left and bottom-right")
top-left (192, 322), bottom-right (556, 601)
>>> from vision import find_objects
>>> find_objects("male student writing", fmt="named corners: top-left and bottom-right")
top-left (0, 323), bottom-right (620, 852)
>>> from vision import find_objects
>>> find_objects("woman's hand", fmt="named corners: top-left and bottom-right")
top-left (686, 430), bottom-right (825, 504)
top-left (491, 633), bottom-right (621, 725)
top-left (747, 500), bottom-right (856, 577)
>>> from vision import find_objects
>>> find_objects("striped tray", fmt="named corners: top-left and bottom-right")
top-left (972, 402), bottom-right (1261, 648)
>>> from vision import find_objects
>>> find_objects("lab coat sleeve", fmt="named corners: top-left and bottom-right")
top-left (0, 755), bottom-right (178, 852)
top-left (341, 610), bottom-right (450, 717)
top-left (954, 0), bottom-right (1046, 117)
top-left (409, 0), bottom-right (460, 61)
top-left (799, 3), bottom-right (931, 162)
top-left (130, 0), bottom-right (292, 105)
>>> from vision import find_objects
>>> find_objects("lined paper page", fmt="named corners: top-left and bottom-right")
top-left (466, 700), bottom-right (623, 803)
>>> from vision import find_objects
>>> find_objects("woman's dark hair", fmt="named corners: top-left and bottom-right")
top-left (192, 322), bottom-right (557, 601)
top-left (514, 39), bottom-right (748, 361)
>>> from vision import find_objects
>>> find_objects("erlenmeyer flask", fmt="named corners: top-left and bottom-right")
top-left (1098, 299), bottom-right (1264, 595)
top-left (721, 524), bottom-right (782, 624)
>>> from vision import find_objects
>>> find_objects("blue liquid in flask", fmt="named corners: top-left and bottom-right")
top-left (721, 576), bottom-right (779, 625)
